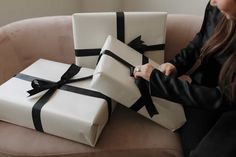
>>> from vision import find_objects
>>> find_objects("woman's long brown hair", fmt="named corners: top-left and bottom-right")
top-left (200, 15), bottom-right (236, 104)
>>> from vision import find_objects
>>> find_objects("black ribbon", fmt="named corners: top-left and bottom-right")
top-left (15, 64), bottom-right (112, 132)
top-left (27, 64), bottom-right (88, 96)
top-left (130, 53), bottom-right (158, 117)
top-left (75, 12), bottom-right (165, 57)
top-left (99, 50), bottom-right (158, 117)
top-left (116, 12), bottom-right (125, 42)
top-left (128, 36), bottom-right (165, 55)
top-left (130, 78), bottom-right (158, 117)
top-left (75, 49), bottom-right (101, 57)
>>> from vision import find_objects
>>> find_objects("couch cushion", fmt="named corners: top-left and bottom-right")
top-left (0, 105), bottom-right (182, 157)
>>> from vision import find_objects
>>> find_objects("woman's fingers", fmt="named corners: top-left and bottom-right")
top-left (133, 64), bottom-right (154, 81)
top-left (159, 63), bottom-right (176, 76)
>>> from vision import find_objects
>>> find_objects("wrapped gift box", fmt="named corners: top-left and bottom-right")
top-left (72, 12), bottom-right (167, 68)
top-left (91, 35), bottom-right (186, 131)
top-left (0, 59), bottom-right (115, 146)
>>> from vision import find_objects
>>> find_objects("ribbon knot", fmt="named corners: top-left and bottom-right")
top-left (27, 64), bottom-right (90, 97)
top-left (128, 35), bottom-right (147, 54)
top-left (57, 79), bottom-right (68, 87)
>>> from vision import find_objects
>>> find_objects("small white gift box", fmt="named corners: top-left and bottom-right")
top-left (0, 59), bottom-right (115, 146)
top-left (72, 12), bottom-right (167, 68)
top-left (91, 35), bottom-right (186, 131)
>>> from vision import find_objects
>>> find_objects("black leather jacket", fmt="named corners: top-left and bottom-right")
top-left (150, 2), bottom-right (234, 109)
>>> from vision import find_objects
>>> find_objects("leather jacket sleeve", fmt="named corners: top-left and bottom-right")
top-left (168, 2), bottom-right (220, 76)
top-left (149, 69), bottom-right (223, 109)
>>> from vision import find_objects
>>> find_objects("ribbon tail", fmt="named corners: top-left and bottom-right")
top-left (67, 75), bottom-right (93, 84)
top-left (136, 78), bottom-right (159, 118)
top-left (27, 88), bottom-right (47, 97)
top-left (32, 87), bottom-right (57, 132)
top-left (145, 98), bottom-right (159, 117)
top-left (61, 64), bottom-right (81, 80)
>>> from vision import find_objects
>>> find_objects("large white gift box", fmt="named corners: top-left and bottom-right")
top-left (0, 59), bottom-right (114, 146)
top-left (72, 12), bottom-right (167, 68)
top-left (91, 35), bottom-right (186, 131)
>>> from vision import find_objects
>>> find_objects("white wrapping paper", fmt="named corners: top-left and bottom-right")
top-left (91, 36), bottom-right (186, 131)
top-left (0, 59), bottom-right (114, 146)
top-left (72, 12), bottom-right (167, 68)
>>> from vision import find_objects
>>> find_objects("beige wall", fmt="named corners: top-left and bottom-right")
top-left (0, 0), bottom-right (208, 27)
top-left (0, 0), bottom-right (82, 27)
top-left (122, 0), bottom-right (209, 15)
top-left (79, 0), bottom-right (122, 12)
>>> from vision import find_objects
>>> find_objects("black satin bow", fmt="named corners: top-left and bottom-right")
top-left (27, 64), bottom-right (92, 96)
top-left (128, 36), bottom-right (147, 54)
top-left (128, 35), bottom-right (165, 55)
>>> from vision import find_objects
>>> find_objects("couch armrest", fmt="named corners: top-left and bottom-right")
top-left (0, 16), bottom-right (74, 85)
top-left (165, 14), bottom-right (203, 62)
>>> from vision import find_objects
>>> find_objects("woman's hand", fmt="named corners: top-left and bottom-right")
top-left (133, 63), bottom-right (155, 81)
top-left (158, 63), bottom-right (177, 76)
top-left (133, 62), bottom-right (177, 81)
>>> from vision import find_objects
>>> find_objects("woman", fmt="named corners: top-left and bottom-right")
top-left (134, 0), bottom-right (236, 157)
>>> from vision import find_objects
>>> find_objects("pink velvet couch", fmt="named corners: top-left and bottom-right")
top-left (0, 14), bottom-right (202, 157)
